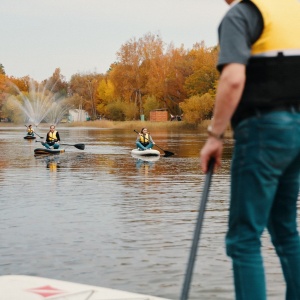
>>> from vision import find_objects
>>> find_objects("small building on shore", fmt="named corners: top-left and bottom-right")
top-left (149, 109), bottom-right (168, 122)
top-left (68, 109), bottom-right (90, 122)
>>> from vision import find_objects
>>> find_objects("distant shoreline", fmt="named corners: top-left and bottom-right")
top-left (1, 119), bottom-right (233, 138)
top-left (1, 120), bottom-right (209, 130)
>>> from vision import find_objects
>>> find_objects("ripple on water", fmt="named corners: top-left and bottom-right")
top-left (0, 128), bottom-right (287, 299)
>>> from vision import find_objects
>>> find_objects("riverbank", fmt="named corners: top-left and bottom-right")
top-left (65, 119), bottom-right (232, 138)
top-left (65, 119), bottom-right (208, 130)
top-left (1, 119), bottom-right (204, 129)
top-left (0, 119), bottom-right (233, 137)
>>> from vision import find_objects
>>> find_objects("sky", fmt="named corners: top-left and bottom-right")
top-left (0, 0), bottom-right (229, 82)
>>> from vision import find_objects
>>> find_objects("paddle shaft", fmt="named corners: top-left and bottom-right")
top-left (34, 132), bottom-right (43, 138)
top-left (36, 141), bottom-right (85, 150)
top-left (180, 159), bottom-right (215, 300)
top-left (133, 129), bottom-right (174, 156)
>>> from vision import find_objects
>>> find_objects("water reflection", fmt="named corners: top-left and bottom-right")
top-left (34, 155), bottom-right (62, 171)
top-left (0, 126), bottom-right (286, 299)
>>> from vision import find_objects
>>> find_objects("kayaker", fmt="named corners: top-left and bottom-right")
top-left (135, 128), bottom-right (155, 150)
top-left (26, 125), bottom-right (35, 136)
top-left (43, 125), bottom-right (61, 149)
top-left (200, 0), bottom-right (300, 299)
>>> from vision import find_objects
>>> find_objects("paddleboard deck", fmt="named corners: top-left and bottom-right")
top-left (0, 275), bottom-right (169, 300)
top-left (131, 149), bottom-right (160, 157)
top-left (131, 153), bottom-right (160, 162)
top-left (34, 148), bottom-right (65, 155)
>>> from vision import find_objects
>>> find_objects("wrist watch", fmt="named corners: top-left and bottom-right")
top-left (207, 125), bottom-right (224, 140)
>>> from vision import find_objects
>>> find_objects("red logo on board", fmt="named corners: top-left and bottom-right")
top-left (27, 285), bottom-right (65, 298)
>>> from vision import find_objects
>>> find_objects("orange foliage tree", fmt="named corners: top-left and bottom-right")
top-left (69, 73), bottom-right (104, 120)
top-left (184, 42), bottom-right (219, 97)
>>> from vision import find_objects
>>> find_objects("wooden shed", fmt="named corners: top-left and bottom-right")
top-left (149, 109), bottom-right (168, 122)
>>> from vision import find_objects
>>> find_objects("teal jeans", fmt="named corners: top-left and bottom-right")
top-left (136, 141), bottom-right (153, 150)
top-left (43, 142), bottom-right (59, 149)
top-left (226, 110), bottom-right (300, 300)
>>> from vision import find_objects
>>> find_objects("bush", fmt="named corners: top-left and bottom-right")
top-left (105, 101), bottom-right (126, 121)
top-left (124, 102), bottom-right (139, 120)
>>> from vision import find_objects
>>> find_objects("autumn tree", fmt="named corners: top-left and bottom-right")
top-left (44, 68), bottom-right (68, 97)
top-left (8, 76), bottom-right (31, 94)
top-left (109, 33), bottom-right (164, 118)
top-left (184, 43), bottom-right (219, 98)
top-left (179, 93), bottom-right (214, 125)
top-left (0, 74), bottom-right (32, 121)
top-left (0, 74), bottom-right (9, 120)
top-left (69, 73), bottom-right (104, 120)
top-left (145, 44), bottom-right (188, 115)
top-left (95, 78), bottom-right (116, 117)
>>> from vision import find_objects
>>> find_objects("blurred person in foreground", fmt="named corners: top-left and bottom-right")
top-left (200, 0), bottom-right (300, 299)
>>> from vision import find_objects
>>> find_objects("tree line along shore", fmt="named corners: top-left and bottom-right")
top-left (1, 33), bottom-right (219, 127)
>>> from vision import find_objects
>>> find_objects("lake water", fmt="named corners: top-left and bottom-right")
top-left (0, 125), bottom-right (291, 299)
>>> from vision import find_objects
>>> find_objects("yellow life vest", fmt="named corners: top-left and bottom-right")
top-left (231, 0), bottom-right (300, 128)
top-left (250, 0), bottom-right (300, 55)
top-left (27, 128), bottom-right (34, 134)
top-left (49, 131), bottom-right (58, 141)
top-left (140, 133), bottom-right (149, 144)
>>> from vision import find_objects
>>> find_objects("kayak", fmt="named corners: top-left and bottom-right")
top-left (0, 275), bottom-right (169, 300)
top-left (34, 148), bottom-right (65, 155)
top-left (24, 135), bottom-right (36, 140)
top-left (131, 148), bottom-right (160, 157)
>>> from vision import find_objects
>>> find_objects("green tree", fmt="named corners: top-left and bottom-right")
top-left (0, 64), bottom-right (5, 75)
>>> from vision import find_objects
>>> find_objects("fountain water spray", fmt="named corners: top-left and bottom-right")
top-left (7, 79), bottom-right (73, 126)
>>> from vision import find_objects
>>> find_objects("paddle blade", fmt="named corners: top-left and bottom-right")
top-left (163, 151), bottom-right (175, 157)
top-left (74, 143), bottom-right (85, 150)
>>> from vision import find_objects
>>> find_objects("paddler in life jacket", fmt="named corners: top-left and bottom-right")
top-left (135, 128), bottom-right (155, 150)
top-left (27, 124), bottom-right (35, 136)
top-left (43, 125), bottom-right (61, 149)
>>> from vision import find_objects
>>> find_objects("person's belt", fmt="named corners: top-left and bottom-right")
top-left (252, 49), bottom-right (300, 57)
top-left (232, 103), bottom-right (300, 129)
